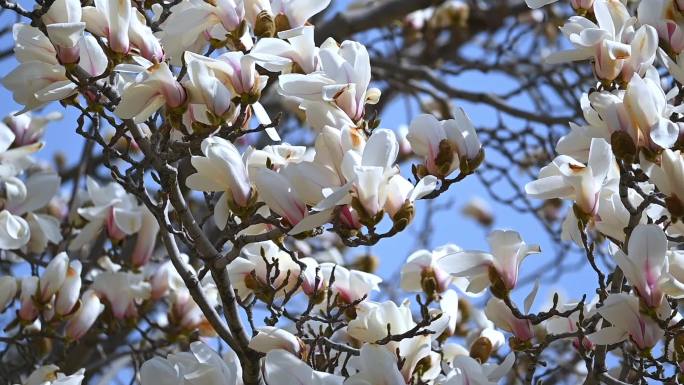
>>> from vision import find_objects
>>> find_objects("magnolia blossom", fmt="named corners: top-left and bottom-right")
top-left (55, 260), bottom-right (82, 316)
top-left (0, 276), bottom-right (17, 312)
top-left (2, 24), bottom-right (106, 113)
top-left (18, 276), bottom-right (39, 321)
top-left (3, 111), bottom-right (61, 147)
top-left (647, 149), bottom-right (684, 215)
top-left (114, 61), bottom-right (187, 123)
top-left (186, 136), bottom-right (253, 229)
top-left (484, 298), bottom-right (534, 342)
top-left (253, 167), bottom-right (308, 227)
top-left (159, 0), bottom-right (251, 65)
top-left (526, 138), bottom-right (617, 217)
top-left (438, 230), bottom-right (540, 294)
top-left (546, 0), bottom-right (657, 82)
top-left (612, 224), bottom-right (684, 308)
top-left (438, 354), bottom-right (515, 385)
top-left (407, 111), bottom-right (482, 178)
top-left (140, 341), bottom-right (240, 385)
top-left (184, 51), bottom-right (279, 140)
top-left (251, 26), bottom-right (319, 73)
top-left (22, 366), bottom-right (85, 385)
top-left (279, 39), bottom-right (380, 126)
top-left (91, 271), bottom-right (151, 319)
top-left (39, 252), bottom-right (69, 302)
top-left (41, 0), bottom-right (85, 64)
top-left (401, 244), bottom-right (464, 294)
top-left (588, 293), bottom-right (664, 350)
top-left (546, 299), bottom-right (595, 350)
top-left (318, 263), bottom-right (381, 304)
top-left (345, 344), bottom-right (405, 385)
top-left (131, 207), bottom-right (159, 268)
top-left (246, 0), bottom-right (331, 32)
top-left (249, 326), bottom-right (301, 354)
top-left (65, 289), bottom-right (104, 340)
top-left (71, 177), bottom-right (144, 250)
top-left (263, 349), bottom-right (343, 385)
top-left (347, 300), bottom-right (416, 343)
top-left (226, 241), bottom-right (301, 299)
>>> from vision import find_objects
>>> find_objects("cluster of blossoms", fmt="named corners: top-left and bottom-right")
top-left (5, 0), bottom-right (684, 384)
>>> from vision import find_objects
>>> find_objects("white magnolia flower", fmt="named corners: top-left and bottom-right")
top-left (345, 343), bottom-right (405, 385)
top-left (3, 111), bottom-right (62, 147)
top-left (2, 25), bottom-right (106, 113)
top-left (140, 341), bottom-right (240, 385)
top-left (22, 366), bottom-right (85, 385)
top-left (407, 111), bottom-right (482, 178)
top-left (647, 149), bottom-right (684, 211)
top-left (279, 39), bottom-right (380, 126)
top-left (131, 207), bottom-right (159, 268)
top-left (612, 224), bottom-right (684, 308)
top-left (484, 298), bottom-right (534, 342)
top-left (184, 51), bottom-right (279, 140)
top-left (65, 289), bottom-right (104, 340)
top-left (226, 241), bottom-right (301, 299)
top-left (438, 354), bottom-right (515, 385)
top-left (249, 326), bottom-right (301, 354)
top-left (55, 260), bottom-right (82, 316)
top-left (588, 293), bottom-right (664, 350)
top-left (70, 177), bottom-right (144, 251)
top-left (347, 300), bottom-right (415, 344)
top-left (251, 26), bottom-right (319, 74)
top-left (263, 349), bottom-right (343, 385)
top-left (438, 230), bottom-right (540, 294)
top-left (91, 271), bottom-right (151, 319)
top-left (546, 0), bottom-right (657, 82)
top-left (401, 244), bottom-right (464, 294)
top-left (114, 61), bottom-right (187, 123)
top-left (252, 167), bottom-right (308, 227)
top-left (18, 276), bottom-right (39, 321)
top-left (186, 136), bottom-right (253, 229)
top-left (41, 0), bottom-right (85, 64)
top-left (318, 263), bottom-right (381, 304)
top-left (245, 0), bottom-right (331, 31)
top-left (159, 0), bottom-right (250, 65)
top-left (39, 252), bottom-right (69, 302)
top-left (0, 275), bottom-right (17, 312)
top-left (526, 138), bottom-right (617, 217)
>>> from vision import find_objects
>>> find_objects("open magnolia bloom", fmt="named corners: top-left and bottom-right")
top-left (345, 343), bottom-right (406, 385)
top-left (437, 353), bottom-right (515, 385)
top-left (158, 0), bottom-right (251, 66)
top-left (2, 24), bottom-right (106, 113)
top-left (114, 60), bottom-right (187, 123)
top-left (250, 26), bottom-right (319, 74)
top-left (41, 0), bottom-right (85, 65)
top-left (484, 298), bottom-right (534, 343)
top-left (21, 365), bottom-right (85, 385)
top-left (546, 0), bottom-right (657, 83)
top-left (264, 349), bottom-right (343, 385)
top-left (401, 244), bottom-right (464, 295)
top-left (245, 0), bottom-right (331, 33)
top-left (186, 136), bottom-right (253, 229)
top-left (140, 341), bottom-right (241, 385)
top-left (588, 293), bottom-right (665, 351)
top-left (226, 241), bottom-right (301, 300)
top-left (317, 263), bottom-right (381, 304)
top-left (0, 172), bottom-right (61, 251)
top-left (407, 111), bottom-right (483, 178)
top-left (612, 224), bottom-right (684, 309)
top-left (70, 178), bottom-right (144, 250)
top-left (279, 39), bottom-right (380, 126)
top-left (3, 111), bottom-right (62, 147)
top-left (646, 149), bottom-right (684, 217)
top-left (526, 138), bottom-right (617, 217)
top-left (91, 270), bottom-right (151, 319)
top-left (437, 230), bottom-right (540, 295)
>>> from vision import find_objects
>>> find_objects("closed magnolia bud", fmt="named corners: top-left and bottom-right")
top-left (18, 276), bottom-right (39, 322)
top-left (66, 290), bottom-right (104, 340)
top-left (350, 254), bottom-right (379, 274)
top-left (0, 276), bottom-right (18, 312)
top-left (55, 260), bottom-right (82, 316)
top-left (39, 252), bottom-right (69, 302)
top-left (254, 10), bottom-right (275, 37)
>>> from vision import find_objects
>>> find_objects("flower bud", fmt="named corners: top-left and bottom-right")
top-left (39, 252), bottom-right (69, 302)
top-left (0, 276), bottom-right (18, 312)
top-left (66, 290), bottom-right (104, 340)
top-left (55, 260), bottom-right (82, 316)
